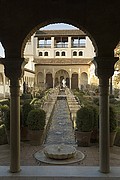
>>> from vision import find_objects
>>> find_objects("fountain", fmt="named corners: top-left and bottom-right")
top-left (34, 144), bottom-right (85, 165)
top-left (44, 144), bottom-right (76, 160)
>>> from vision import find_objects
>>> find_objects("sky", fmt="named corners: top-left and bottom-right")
top-left (0, 23), bottom-right (78, 57)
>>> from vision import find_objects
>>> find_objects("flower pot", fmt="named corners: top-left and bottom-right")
top-left (75, 130), bottom-right (92, 147)
top-left (29, 129), bottom-right (44, 145)
top-left (21, 127), bottom-right (30, 141)
top-left (114, 132), bottom-right (120, 146)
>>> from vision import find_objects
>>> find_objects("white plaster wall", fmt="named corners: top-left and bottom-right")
top-left (84, 37), bottom-right (95, 58)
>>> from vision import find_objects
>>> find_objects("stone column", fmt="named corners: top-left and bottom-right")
top-left (10, 78), bottom-right (21, 172)
top-left (69, 69), bottom-right (72, 89)
top-left (44, 69), bottom-right (46, 89)
top-left (1, 58), bottom-right (24, 173)
top-left (52, 68), bottom-right (55, 88)
top-left (93, 57), bottom-right (118, 173)
top-left (78, 68), bottom-right (81, 90)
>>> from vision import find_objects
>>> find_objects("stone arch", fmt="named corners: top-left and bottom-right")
top-left (46, 72), bottom-right (53, 88)
top-left (80, 72), bottom-right (88, 90)
top-left (71, 72), bottom-right (78, 89)
top-left (55, 69), bottom-right (69, 87)
top-left (73, 51), bottom-right (77, 56)
top-left (21, 21), bottom-right (98, 58)
top-left (56, 51), bottom-right (60, 56)
top-left (37, 72), bottom-right (44, 85)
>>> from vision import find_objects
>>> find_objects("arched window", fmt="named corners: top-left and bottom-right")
top-left (56, 51), bottom-right (60, 56)
top-left (61, 51), bottom-right (66, 56)
top-left (39, 52), bottom-right (42, 56)
top-left (73, 51), bottom-right (77, 56)
top-left (79, 51), bottom-right (83, 56)
top-left (44, 51), bottom-right (48, 56)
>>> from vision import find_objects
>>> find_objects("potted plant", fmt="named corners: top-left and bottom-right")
top-left (21, 103), bottom-right (33, 141)
top-left (109, 106), bottom-right (117, 147)
top-left (89, 105), bottom-right (99, 143)
top-left (75, 106), bottom-right (94, 146)
top-left (27, 109), bottom-right (46, 145)
top-left (4, 107), bottom-right (23, 144)
top-left (3, 106), bottom-right (10, 144)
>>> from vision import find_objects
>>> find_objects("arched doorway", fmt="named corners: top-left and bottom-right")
top-left (46, 72), bottom-right (53, 88)
top-left (37, 72), bottom-right (44, 89)
top-left (55, 69), bottom-right (69, 87)
top-left (71, 72), bottom-right (78, 89)
top-left (80, 72), bottom-right (88, 90)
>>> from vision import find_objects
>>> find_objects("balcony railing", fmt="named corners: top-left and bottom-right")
top-left (37, 44), bottom-right (51, 48)
top-left (54, 43), bottom-right (68, 48)
top-left (71, 43), bottom-right (85, 48)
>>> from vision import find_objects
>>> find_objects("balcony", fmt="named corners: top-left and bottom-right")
top-left (54, 43), bottom-right (68, 48)
top-left (71, 43), bottom-right (85, 48)
top-left (37, 44), bottom-right (51, 48)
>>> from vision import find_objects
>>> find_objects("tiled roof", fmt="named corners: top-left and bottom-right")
top-left (35, 29), bottom-right (86, 37)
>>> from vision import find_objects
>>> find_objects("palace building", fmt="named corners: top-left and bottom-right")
top-left (24, 29), bottom-right (97, 92)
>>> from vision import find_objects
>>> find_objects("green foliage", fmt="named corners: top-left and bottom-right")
top-left (116, 126), bottom-right (120, 132)
top-left (0, 124), bottom-right (7, 144)
top-left (87, 105), bottom-right (99, 130)
top-left (76, 106), bottom-right (94, 132)
top-left (0, 124), bottom-right (6, 136)
top-left (109, 106), bottom-right (117, 132)
top-left (27, 109), bottom-right (46, 130)
top-left (4, 110), bottom-right (10, 130)
top-left (0, 105), bottom-right (9, 113)
top-left (93, 97), bottom-right (99, 106)
top-left (0, 99), bottom-right (10, 106)
top-left (4, 108), bottom-right (23, 130)
top-left (22, 103), bottom-right (33, 127)
top-left (30, 98), bottom-right (39, 105)
top-left (21, 93), bottom-right (32, 99)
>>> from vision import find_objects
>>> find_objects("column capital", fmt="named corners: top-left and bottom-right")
top-left (0, 58), bottom-right (27, 80)
top-left (93, 57), bottom-right (119, 78)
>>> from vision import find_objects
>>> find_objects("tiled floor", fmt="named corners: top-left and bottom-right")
top-left (0, 142), bottom-right (120, 167)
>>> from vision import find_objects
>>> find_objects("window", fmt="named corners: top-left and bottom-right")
top-left (38, 38), bottom-right (51, 48)
top-left (79, 51), bottom-right (83, 56)
top-left (39, 52), bottom-right (42, 56)
top-left (44, 51), bottom-right (48, 56)
top-left (61, 51), bottom-right (66, 56)
top-left (73, 51), bottom-right (77, 56)
top-left (56, 51), bottom-right (60, 56)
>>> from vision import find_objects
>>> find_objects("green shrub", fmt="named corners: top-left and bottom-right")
top-left (22, 103), bottom-right (33, 127)
top-left (76, 106), bottom-right (94, 132)
top-left (87, 105), bottom-right (99, 130)
top-left (0, 99), bottom-right (10, 106)
top-left (1, 105), bottom-right (9, 113)
top-left (4, 108), bottom-right (23, 130)
top-left (109, 106), bottom-right (117, 132)
top-left (0, 124), bottom-right (6, 136)
top-left (93, 97), bottom-right (99, 106)
top-left (4, 109), bottom-right (10, 130)
top-left (27, 109), bottom-right (46, 130)
top-left (0, 124), bottom-right (7, 144)
top-left (21, 93), bottom-right (32, 99)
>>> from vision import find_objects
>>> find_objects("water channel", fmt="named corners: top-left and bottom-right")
top-left (44, 90), bottom-right (76, 145)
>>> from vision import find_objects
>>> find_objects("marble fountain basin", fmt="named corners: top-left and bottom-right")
top-left (44, 144), bottom-right (76, 160)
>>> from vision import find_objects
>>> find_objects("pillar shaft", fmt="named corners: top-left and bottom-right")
top-left (70, 78), bottom-right (71, 89)
top-left (99, 77), bottom-right (110, 173)
top-left (93, 56), bottom-right (119, 173)
top-left (10, 79), bottom-right (20, 172)
top-left (0, 58), bottom-right (24, 173)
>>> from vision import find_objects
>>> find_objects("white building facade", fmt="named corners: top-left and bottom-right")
top-left (0, 29), bottom-right (98, 98)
